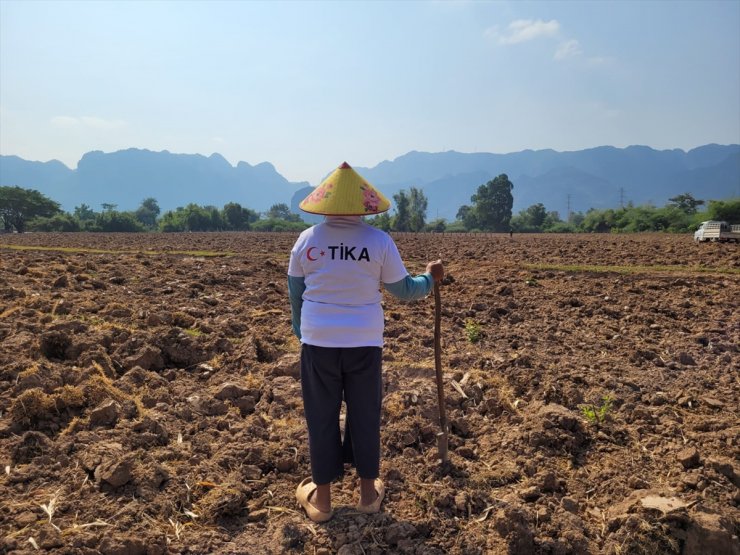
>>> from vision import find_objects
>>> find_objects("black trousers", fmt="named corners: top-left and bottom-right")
top-left (300, 344), bottom-right (383, 484)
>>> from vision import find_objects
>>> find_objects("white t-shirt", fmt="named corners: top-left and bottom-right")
top-left (288, 216), bottom-right (409, 347)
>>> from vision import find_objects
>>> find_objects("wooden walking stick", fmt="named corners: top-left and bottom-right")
top-left (433, 281), bottom-right (449, 462)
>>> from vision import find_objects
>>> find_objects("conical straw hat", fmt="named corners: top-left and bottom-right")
top-left (299, 162), bottom-right (391, 216)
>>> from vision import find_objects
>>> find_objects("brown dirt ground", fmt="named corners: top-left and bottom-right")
top-left (0, 231), bottom-right (738, 555)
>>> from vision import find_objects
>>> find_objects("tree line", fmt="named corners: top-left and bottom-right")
top-left (366, 177), bottom-right (739, 234)
top-left (508, 194), bottom-right (740, 234)
top-left (1, 180), bottom-right (738, 235)
top-left (0, 187), bottom-right (308, 233)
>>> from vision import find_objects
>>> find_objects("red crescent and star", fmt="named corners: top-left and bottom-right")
top-left (306, 247), bottom-right (325, 261)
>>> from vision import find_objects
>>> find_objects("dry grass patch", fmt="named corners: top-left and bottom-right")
top-left (207, 353), bottom-right (226, 369)
top-left (0, 305), bottom-right (22, 318)
top-left (18, 362), bottom-right (41, 379)
top-left (383, 392), bottom-right (407, 420)
top-left (10, 388), bottom-right (54, 423)
top-left (193, 481), bottom-right (248, 522)
top-left (85, 365), bottom-right (144, 414)
top-left (242, 372), bottom-right (263, 392)
top-left (54, 385), bottom-right (87, 411)
top-left (266, 415), bottom-right (303, 431)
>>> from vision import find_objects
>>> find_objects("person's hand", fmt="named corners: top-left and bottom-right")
top-left (426, 259), bottom-right (444, 283)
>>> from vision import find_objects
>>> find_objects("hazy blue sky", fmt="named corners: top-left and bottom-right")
top-left (1, 0), bottom-right (738, 184)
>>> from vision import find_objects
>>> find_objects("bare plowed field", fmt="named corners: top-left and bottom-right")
top-left (1, 232), bottom-right (738, 554)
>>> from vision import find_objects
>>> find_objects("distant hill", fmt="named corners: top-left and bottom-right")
top-left (349, 145), bottom-right (740, 220)
top-left (2, 145), bottom-right (739, 221)
top-left (0, 156), bottom-right (73, 202)
top-left (0, 149), bottom-right (309, 214)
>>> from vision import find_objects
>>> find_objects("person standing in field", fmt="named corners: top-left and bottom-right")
top-left (288, 162), bottom-right (444, 522)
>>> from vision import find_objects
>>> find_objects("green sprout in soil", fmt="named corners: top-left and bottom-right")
top-left (464, 319), bottom-right (482, 343)
top-left (579, 394), bottom-right (614, 427)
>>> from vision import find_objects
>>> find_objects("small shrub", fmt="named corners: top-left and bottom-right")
top-left (464, 319), bottom-right (482, 343)
top-left (579, 394), bottom-right (613, 426)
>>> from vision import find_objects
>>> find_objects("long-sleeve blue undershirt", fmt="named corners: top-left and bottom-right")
top-left (383, 273), bottom-right (433, 301)
top-left (287, 275), bottom-right (307, 339)
top-left (287, 273), bottom-right (433, 340)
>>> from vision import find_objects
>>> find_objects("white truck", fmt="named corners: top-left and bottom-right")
top-left (694, 221), bottom-right (740, 243)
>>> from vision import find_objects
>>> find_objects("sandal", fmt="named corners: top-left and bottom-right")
top-left (356, 478), bottom-right (385, 514)
top-left (295, 477), bottom-right (334, 522)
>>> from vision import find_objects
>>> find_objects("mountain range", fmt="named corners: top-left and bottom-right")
top-left (1, 144), bottom-right (738, 222)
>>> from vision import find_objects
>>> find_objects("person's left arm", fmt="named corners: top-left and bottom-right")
top-left (287, 242), bottom-right (306, 340)
top-left (380, 236), bottom-right (442, 301)
top-left (287, 275), bottom-right (305, 339)
top-left (384, 273), bottom-right (433, 301)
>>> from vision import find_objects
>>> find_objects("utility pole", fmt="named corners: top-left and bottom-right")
top-left (619, 187), bottom-right (625, 209)
top-left (567, 194), bottom-right (572, 222)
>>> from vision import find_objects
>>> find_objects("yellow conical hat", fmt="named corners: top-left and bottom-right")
top-left (299, 162), bottom-right (391, 216)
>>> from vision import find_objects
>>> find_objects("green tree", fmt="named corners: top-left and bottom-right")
top-left (27, 213), bottom-right (81, 232)
top-left (668, 193), bottom-right (704, 214)
top-left (542, 210), bottom-right (563, 231)
top-left (706, 198), bottom-right (740, 222)
top-left (616, 205), bottom-right (665, 232)
top-left (510, 210), bottom-right (528, 232)
top-left (251, 219), bottom-right (308, 232)
top-left (222, 202), bottom-right (257, 230)
top-left (392, 191), bottom-right (411, 231)
top-left (101, 203), bottom-right (118, 212)
top-left (73, 203), bottom-right (96, 222)
top-left (511, 203), bottom-right (548, 232)
top-left (159, 209), bottom-right (186, 232)
top-left (160, 204), bottom-right (210, 231)
top-left (582, 208), bottom-right (617, 233)
top-left (569, 211), bottom-right (585, 229)
top-left (0, 186), bottom-right (62, 232)
top-left (424, 218), bottom-right (447, 232)
top-left (367, 212), bottom-right (391, 231)
top-left (266, 203), bottom-right (301, 222)
top-left (651, 205), bottom-right (695, 232)
top-left (468, 174), bottom-right (514, 231)
top-left (205, 205), bottom-right (224, 230)
top-left (456, 204), bottom-right (477, 230)
top-left (183, 204), bottom-right (213, 231)
top-left (544, 221), bottom-right (577, 233)
top-left (135, 197), bottom-right (160, 229)
top-left (95, 210), bottom-right (144, 232)
top-left (442, 220), bottom-right (465, 233)
top-left (408, 187), bottom-right (428, 232)
top-left (527, 203), bottom-right (547, 229)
